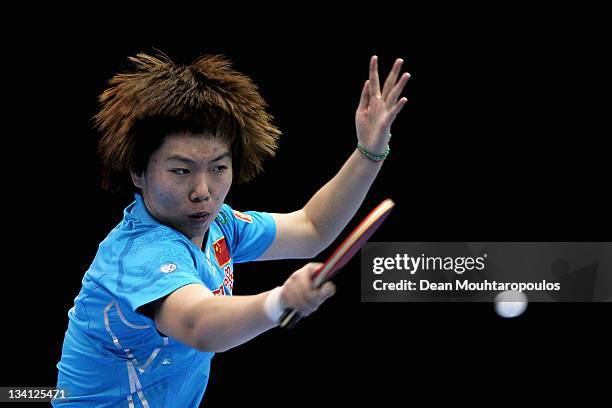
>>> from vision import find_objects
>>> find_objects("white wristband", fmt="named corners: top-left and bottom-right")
top-left (263, 287), bottom-right (285, 322)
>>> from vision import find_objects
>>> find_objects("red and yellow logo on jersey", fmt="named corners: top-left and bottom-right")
top-left (212, 285), bottom-right (225, 296)
top-left (233, 210), bottom-right (252, 223)
top-left (212, 237), bottom-right (231, 267)
top-left (223, 265), bottom-right (234, 292)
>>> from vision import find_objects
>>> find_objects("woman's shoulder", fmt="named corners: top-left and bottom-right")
top-left (99, 222), bottom-right (195, 261)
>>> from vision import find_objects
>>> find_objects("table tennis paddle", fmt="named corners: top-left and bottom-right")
top-left (279, 198), bottom-right (395, 328)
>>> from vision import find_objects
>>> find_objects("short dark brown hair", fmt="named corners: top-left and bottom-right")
top-left (95, 52), bottom-right (281, 194)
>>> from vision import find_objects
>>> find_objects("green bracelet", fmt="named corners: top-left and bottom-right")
top-left (357, 143), bottom-right (390, 162)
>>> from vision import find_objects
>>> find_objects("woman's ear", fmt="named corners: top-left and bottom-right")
top-left (130, 170), bottom-right (144, 190)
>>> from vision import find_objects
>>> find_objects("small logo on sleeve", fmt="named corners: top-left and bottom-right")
top-left (233, 210), bottom-right (252, 223)
top-left (160, 263), bottom-right (177, 273)
top-left (216, 211), bottom-right (229, 225)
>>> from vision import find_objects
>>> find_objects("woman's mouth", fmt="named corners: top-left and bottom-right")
top-left (189, 212), bottom-right (210, 223)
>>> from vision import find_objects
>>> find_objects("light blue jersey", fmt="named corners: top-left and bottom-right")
top-left (54, 194), bottom-right (276, 407)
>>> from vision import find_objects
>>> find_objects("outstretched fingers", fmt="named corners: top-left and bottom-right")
top-left (358, 79), bottom-right (370, 111)
top-left (386, 72), bottom-right (410, 109)
top-left (387, 97), bottom-right (408, 125)
top-left (368, 55), bottom-right (381, 100)
top-left (382, 58), bottom-right (404, 100)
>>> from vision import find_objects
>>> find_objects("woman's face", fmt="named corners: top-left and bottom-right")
top-left (131, 132), bottom-right (233, 247)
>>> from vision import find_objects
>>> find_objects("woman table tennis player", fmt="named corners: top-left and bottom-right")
top-left (53, 52), bottom-right (409, 407)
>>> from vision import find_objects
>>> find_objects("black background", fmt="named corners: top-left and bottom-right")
top-left (3, 6), bottom-right (609, 406)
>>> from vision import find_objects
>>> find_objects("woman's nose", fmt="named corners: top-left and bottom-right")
top-left (190, 177), bottom-right (211, 202)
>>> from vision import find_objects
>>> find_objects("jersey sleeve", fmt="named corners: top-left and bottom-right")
top-left (104, 228), bottom-right (205, 312)
top-left (218, 204), bottom-right (276, 263)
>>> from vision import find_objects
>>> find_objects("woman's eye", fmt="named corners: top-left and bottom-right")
top-left (171, 168), bottom-right (190, 175)
top-left (213, 166), bottom-right (228, 173)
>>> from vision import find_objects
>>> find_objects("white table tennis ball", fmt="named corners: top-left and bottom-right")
top-left (494, 290), bottom-right (528, 318)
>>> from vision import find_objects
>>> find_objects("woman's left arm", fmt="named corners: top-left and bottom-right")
top-left (257, 56), bottom-right (410, 260)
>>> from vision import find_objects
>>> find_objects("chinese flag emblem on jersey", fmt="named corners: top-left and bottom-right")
top-left (213, 237), bottom-right (231, 267)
